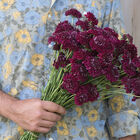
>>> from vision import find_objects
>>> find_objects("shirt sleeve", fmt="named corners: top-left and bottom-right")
top-left (103, 0), bottom-right (140, 139)
top-left (106, 94), bottom-right (140, 139)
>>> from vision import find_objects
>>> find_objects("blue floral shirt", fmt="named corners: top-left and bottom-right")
top-left (0, 0), bottom-right (140, 140)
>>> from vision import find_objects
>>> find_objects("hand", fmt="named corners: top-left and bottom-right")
top-left (8, 99), bottom-right (66, 133)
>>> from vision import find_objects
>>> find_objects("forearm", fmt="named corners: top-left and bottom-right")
top-left (0, 90), bottom-right (18, 119)
top-left (119, 135), bottom-right (136, 140)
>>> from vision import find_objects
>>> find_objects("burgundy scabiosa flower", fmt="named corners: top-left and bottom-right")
top-left (53, 52), bottom-right (70, 69)
top-left (62, 73), bottom-right (80, 94)
top-left (123, 34), bottom-right (133, 44)
top-left (90, 35), bottom-right (106, 51)
top-left (76, 20), bottom-right (89, 30)
top-left (82, 56), bottom-right (103, 78)
top-left (54, 31), bottom-right (69, 45)
top-left (71, 63), bottom-right (88, 82)
top-left (122, 76), bottom-right (140, 100)
top-left (87, 27), bottom-right (103, 36)
top-left (104, 65), bottom-right (120, 82)
top-left (103, 28), bottom-right (119, 45)
top-left (72, 49), bottom-right (91, 61)
top-left (48, 35), bottom-right (56, 44)
top-left (55, 31), bottom-right (80, 51)
top-left (85, 12), bottom-right (98, 26)
top-left (69, 57), bottom-right (77, 64)
top-left (76, 31), bottom-right (91, 45)
top-left (74, 84), bottom-right (99, 105)
top-left (124, 44), bottom-right (137, 59)
top-left (114, 40), bottom-right (126, 58)
top-left (98, 53), bottom-right (113, 67)
top-left (86, 84), bottom-right (99, 102)
top-left (121, 77), bottom-right (134, 93)
top-left (132, 78), bottom-right (140, 98)
top-left (54, 21), bottom-right (74, 34)
top-left (103, 27), bottom-right (118, 38)
top-left (90, 35), bottom-right (114, 54)
top-left (53, 43), bottom-right (61, 50)
top-left (122, 51), bottom-right (137, 76)
top-left (132, 57), bottom-right (140, 68)
top-left (122, 61), bottom-right (137, 77)
top-left (65, 8), bottom-right (82, 18)
top-left (75, 92), bottom-right (89, 105)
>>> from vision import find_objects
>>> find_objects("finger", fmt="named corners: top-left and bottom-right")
top-left (41, 110), bottom-right (61, 122)
top-left (42, 101), bottom-right (66, 115)
top-left (39, 120), bottom-right (56, 128)
top-left (35, 127), bottom-right (51, 133)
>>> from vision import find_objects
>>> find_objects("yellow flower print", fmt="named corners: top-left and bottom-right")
top-left (98, 21), bottom-right (102, 27)
top-left (132, 128), bottom-right (137, 134)
top-left (22, 80), bottom-right (37, 90)
top-left (75, 4), bottom-right (83, 10)
top-left (54, 10), bottom-right (58, 17)
top-left (13, 11), bottom-right (21, 19)
top-left (5, 44), bottom-right (13, 55)
top-left (2, 61), bottom-right (12, 79)
top-left (110, 11), bottom-right (113, 19)
top-left (88, 109), bottom-right (98, 122)
top-left (31, 54), bottom-right (44, 66)
top-left (92, 1), bottom-right (95, 7)
top-left (87, 126), bottom-right (97, 137)
top-left (75, 107), bottom-right (82, 117)
top-left (0, 0), bottom-right (14, 10)
top-left (8, 88), bottom-right (18, 96)
top-left (121, 28), bottom-right (125, 34)
top-left (17, 126), bottom-right (24, 135)
top-left (109, 126), bottom-right (114, 136)
top-left (118, 34), bottom-right (122, 40)
top-left (15, 29), bottom-right (31, 44)
top-left (127, 110), bottom-right (138, 116)
top-left (110, 95), bottom-right (124, 113)
top-left (42, 10), bottom-right (52, 24)
top-left (4, 136), bottom-right (15, 140)
top-left (57, 121), bottom-right (69, 136)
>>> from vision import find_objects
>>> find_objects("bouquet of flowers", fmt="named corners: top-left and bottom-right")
top-left (20, 8), bottom-right (140, 140)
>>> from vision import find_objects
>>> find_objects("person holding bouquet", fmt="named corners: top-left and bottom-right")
top-left (0, 0), bottom-right (139, 140)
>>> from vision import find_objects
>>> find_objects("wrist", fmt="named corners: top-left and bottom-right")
top-left (0, 90), bottom-right (18, 119)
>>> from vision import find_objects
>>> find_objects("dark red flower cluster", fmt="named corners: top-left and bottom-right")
top-left (76, 31), bottom-right (91, 45)
top-left (48, 8), bottom-right (140, 105)
top-left (76, 20), bottom-right (89, 30)
top-left (132, 57), bottom-right (140, 67)
top-left (123, 34), bottom-right (133, 44)
top-left (65, 8), bottom-right (82, 18)
top-left (54, 21), bottom-right (75, 34)
top-left (85, 12), bottom-right (98, 26)
top-left (82, 56), bottom-right (103, 78)
top-left (122, 76), bottom-right (140, 101)
top-left (53, 52), bottom-right (70, 69)
top-left (72, 49), bottom-right (91, 61)
top-left (53, 43), bottom-right (60, 50)
top-left (75, 84), bottom-right (99, 105)
top-left (76, 12), bottom-right (98, 30)
top-left (62, 73), bottom-right (80, 94)
top-left (71, 63), bottom-right (88, 82)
